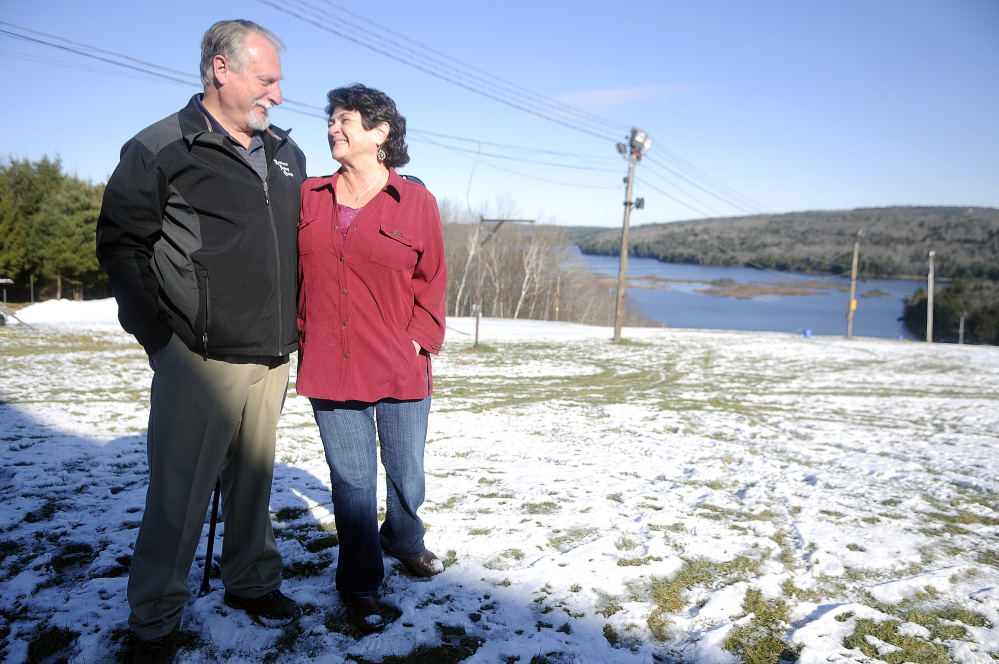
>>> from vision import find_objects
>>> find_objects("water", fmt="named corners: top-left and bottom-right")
top-left (574, 248), bottom-right (925, 338)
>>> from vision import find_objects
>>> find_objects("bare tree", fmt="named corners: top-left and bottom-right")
top-left (438, 197), bottom-right (652, 327)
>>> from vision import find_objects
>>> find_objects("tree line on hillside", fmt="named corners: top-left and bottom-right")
top-left (0, 157), bottom-right (646, 328)
top-left (901, 279), bottom-right (999, 344)
top-left (1, 157), bottom-right (106, 301)
top-left (576, 206), bottom-right (999, 281)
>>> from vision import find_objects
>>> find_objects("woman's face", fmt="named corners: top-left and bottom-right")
top-left (327, 107), bottom-right (386, 165)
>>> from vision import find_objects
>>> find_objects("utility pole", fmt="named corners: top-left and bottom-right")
top-left (613, 127), bottom-right (652, 342)
top-left (475, 217), bottom-right (534, 348)
top-left (959, 311), bottom-right (968, 345)
top-left (926, 251), bottom-right (935, 343)
top-left (554, 275), bottom-right (561, 322)
top-left (846, 229), bottom-right (864, 338)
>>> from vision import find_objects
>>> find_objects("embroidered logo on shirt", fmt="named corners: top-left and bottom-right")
top-left (273, 159), bottom-right (295, 177)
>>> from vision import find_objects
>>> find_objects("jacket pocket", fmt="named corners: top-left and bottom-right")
top-left (369, 223), bottom-right (417, 272)
top-left (195, 267), bottom-right (211, 354)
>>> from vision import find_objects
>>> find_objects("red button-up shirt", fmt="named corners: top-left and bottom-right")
top-left (296, 169), bottom-right (447, 402)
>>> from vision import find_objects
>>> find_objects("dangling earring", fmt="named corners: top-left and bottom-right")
top-left (377, 145), bottom-right (387, 162)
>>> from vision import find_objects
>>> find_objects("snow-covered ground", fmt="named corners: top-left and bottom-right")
top-left (2, 299), bottom-right (998, 663)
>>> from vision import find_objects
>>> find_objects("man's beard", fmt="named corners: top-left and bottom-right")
top-left (247, 99), bottom-right (272, 131)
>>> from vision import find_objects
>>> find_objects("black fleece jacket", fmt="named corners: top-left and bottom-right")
top-left (97, 95), bottom-right (307, 357)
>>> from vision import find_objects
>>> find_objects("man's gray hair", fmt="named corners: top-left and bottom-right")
top-left (200, 20), bottom-right (285, 88)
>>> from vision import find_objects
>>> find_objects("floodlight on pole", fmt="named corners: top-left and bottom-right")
top-left (613, 127), bottom-right (652, 342)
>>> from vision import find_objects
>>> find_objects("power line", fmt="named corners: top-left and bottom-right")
top-left (252, 1), bottom-right (768, 215)
top-left (307, 0), bottom-right (627, 136)
top-left (256, 0), bottom-right (626, 142)
top-left (0, 20), bottom-right (196, 81)
top-left (0, 28), bottom-right (196, 86)
top-left (417, 135), bottom-right (619, 190)
top-left (649, 147), bottom-right (769, 214)
top-left (643, 152), bottom-right (763, 217)
top-left (2, 19), bottom-right (767, 218)
top-left (634, 177), bottom-right (715, 219)
top-left (0, 48), bottom-right (170, 82)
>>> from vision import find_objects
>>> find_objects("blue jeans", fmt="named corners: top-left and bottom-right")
top-left (311, 396), bottom-right (431, 594)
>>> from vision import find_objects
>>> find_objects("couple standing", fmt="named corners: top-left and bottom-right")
top-left (96, 19), bottom-right (446, 664)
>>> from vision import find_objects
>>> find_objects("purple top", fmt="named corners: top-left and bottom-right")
top-left (337, 204), bottom-right (361, 243)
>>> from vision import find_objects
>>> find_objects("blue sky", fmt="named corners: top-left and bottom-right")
top-left (2, 0), bottom-right (998, 227)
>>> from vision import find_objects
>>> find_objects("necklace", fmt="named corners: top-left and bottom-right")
top-left (342, 171), bottom-right (385, 203)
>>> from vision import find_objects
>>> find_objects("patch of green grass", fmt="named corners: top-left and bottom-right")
top-left (0, 539), bottom-right (23, 563)
top-left (304, 533), bottom-right (339, 552)
top-left (723, 589), bottom-right (792, 664)
top-left (979, 549), bottom-right (999, 567)
top-left (547, 527), bottom-right (596, 551)
top-left (24, 500), bottom-right (59, 523)
top-left (25, 624), bottom-right (79, 664)
top-left (618, 555), bottom-right (663, 567)
top-left (348, 623), bottom-right (483, 664)
top-left (842, 618), bottom-right (952, 664)
top-left (926, 510), bottom-right (999, 526)
top-left (595, 592), bottom-right (624, 618)
top-left (426, 496), bottom-right (461, 512)
top-left (697, 504), bottom-right (777, 522)
top-left (646, 555), bottom-right (766, 640)
top-left (274, 507), bottom-right (309, 521)
top-left (50, 541), bottom-right (95, 574)
top-left (263, 624), bottom-right (305, 664)
top-left (483, 549), bottom-right (524, 570)
top-left (522, 501), bottom-right (560, 515)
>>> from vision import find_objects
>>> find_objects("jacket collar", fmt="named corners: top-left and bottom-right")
top-left (178, 94), bottom-right (291, 149)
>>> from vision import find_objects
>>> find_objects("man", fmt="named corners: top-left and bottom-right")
top-left (96, 20), bottom-right (306, 664)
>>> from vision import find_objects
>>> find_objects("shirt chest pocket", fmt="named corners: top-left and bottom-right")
top-left (298, 217), bottom-right (319, 256)
top-left (369, 223), bottom-right (418, 272)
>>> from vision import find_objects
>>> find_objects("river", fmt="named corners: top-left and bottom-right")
top-left (574, 248), bottom-right (925, 339)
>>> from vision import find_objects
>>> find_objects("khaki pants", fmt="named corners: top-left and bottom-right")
top-left (127, 334), bottom-right (289, 639)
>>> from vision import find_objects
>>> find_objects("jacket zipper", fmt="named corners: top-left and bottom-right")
top-left (263, 179), bottom-right (284, 351)
top-left (202, 272), bottom-right (211, 359)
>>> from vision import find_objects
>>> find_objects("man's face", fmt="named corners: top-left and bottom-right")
top-left (219, 32), bottom-right (283, 133)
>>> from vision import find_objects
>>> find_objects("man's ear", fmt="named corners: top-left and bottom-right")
top-left (212, 54), bottom-right (229, 86)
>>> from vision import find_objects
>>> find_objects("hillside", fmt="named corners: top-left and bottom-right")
top-left (575, 206), bottom-right (999, 280)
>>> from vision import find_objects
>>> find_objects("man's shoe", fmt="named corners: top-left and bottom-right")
top-left (341, 592), bottom-right (386, 634)
top-left (133, 626), bottom-right (178, 664)
top-left (392, 549), bottom-right (444, 578)
top-left (223, 589), bottom-right (301, 627)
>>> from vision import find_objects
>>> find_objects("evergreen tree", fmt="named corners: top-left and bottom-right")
top-left (901, 279), bottom-right (999, 344)
top-left (0, 156), bottom-right (105, 298)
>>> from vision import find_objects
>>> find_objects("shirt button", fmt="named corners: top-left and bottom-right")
top-left (341, 288), bottom-right (347, 294)
top-left (344, 353), bottom-right (349, 358)
top-left (333, 225), bottom-right (339, 230)
top-left (339, 256), bottom-right (344, 262)
top-left (342, 321), bottom-right (348, 326)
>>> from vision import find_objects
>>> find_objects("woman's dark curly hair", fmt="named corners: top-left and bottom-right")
top-left (326, 84), bottom-right (409, 168)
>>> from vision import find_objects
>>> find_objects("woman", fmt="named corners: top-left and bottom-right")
top-left (297, 84), bottom-right (447, 633)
